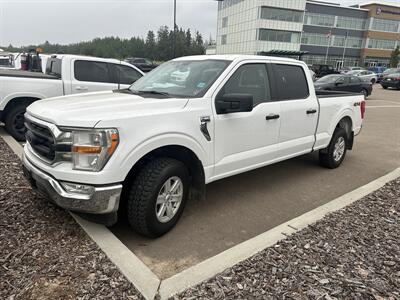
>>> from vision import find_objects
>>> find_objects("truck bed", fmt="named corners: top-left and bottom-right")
top-left (0, 69), bottom-right (60, 80)
top-left (316, 90), bottom-right (362, 98)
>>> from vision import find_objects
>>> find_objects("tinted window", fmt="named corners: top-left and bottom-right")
top-left (74, 60), bottom-right (110, 83)
top-left (46, 58), bottom-right (62, 78)
top-left (218, 64), bottom-right (270, 106)
top-left (273, 64), bottom-right (309, 100)
top-left (336, 76), bottom-right (349, 84)
top-left (350, 77), bottom-right (361, 83)
top-left (114, 65), bottom-right (142, 84)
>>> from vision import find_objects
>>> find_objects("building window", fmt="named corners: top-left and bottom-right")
top-left (371, 18), bottom-right (399, 33)
top-left (221, 34), bottom-right (227, 45)
top-left (336, 16), bottom-right (365, 31)
top-left (220, 0), bottom-right (244, 9)
top-left (368, 39), bottom-right (396, 50)
top-left (259, 29), bottom-right (300, 43)
top-left (304, 12), bottom-right (335, 27)
top-left (260, 7), bottom-right (303, 23)
top-left (301, 33), bottom-right (329, 46)
top-left (302, 33), bottom-right (363, 49)
top-left (222, 17), bottom-right (228, 28)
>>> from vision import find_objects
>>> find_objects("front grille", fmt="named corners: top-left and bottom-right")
top-left (25, 119), bottom-right (56, 162)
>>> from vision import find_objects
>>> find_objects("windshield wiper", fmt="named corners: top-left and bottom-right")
top-left (137, 90), bottom-right (171, 97)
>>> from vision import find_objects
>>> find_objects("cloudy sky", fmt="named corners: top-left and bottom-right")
top-left (0, 0), bottom-right (399, 47)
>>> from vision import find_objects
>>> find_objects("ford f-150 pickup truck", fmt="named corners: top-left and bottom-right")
top-left (22, 55), bottom-right (365, 238)
top-left (0, 54), bottom-right (144, 141)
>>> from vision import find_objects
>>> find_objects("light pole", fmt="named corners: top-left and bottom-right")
top-left (173, 0), bottom-right (177, 58)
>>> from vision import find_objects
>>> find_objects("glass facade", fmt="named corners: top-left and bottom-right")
top-left (259, 29), bottom-right (301, 43)
top-left (371, 18), bottom-right (399, 33)
top-left (260, 7), bottom-right (303, 23)
top-left (221, 35), bottom-right (227, 45)
top-left (301, 33), bottom-right (363, 49)
top-left (336, 16), bottom-right (366, 30)
top-left (222, 17), bottom-right (228, 28)
top-left (368, 39), bottom-right (396, 50)
top-left (304, 12), bottom-right (335, 27)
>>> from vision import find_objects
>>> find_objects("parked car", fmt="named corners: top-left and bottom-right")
top-left (312, 64), bottom-right (340, 78)
top-left (369, 66), bottom-right (387, 83)
top-left (381, 73), bottom-right (400, 90)
top-left (340, 66), bottom-right (365, 74)
top-left (124, 57), bottom-right (158, 73)
top-left (22, 55), bottom-right (365, 238)
top-left (347, 70), bottom-right (378, 84)
top-left (380, 68), bottom-right (400, 81)
top-left (0, 54), bottom-right (144, 140)
top-left (314, 74), bottom-right (372, 99)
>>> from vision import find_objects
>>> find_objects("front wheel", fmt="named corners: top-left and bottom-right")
top-left (319, 128), bottom-right (348, 169)
top-left (382, 85), bottom-right (388, 89)
top-left (126, 158), bottom-right (189, 238)
top-left (4, 104), bottom-right (28, 141)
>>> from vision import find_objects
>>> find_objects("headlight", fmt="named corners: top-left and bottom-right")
top-left (71, 129), bottom-right (119, 172)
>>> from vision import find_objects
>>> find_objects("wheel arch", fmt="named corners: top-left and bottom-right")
top-left (120, 144), bottom-right (206, 213)
top-left (1, 96), bottom-right (41, 121)
top-left (335, 116), bottom-right (353, 150)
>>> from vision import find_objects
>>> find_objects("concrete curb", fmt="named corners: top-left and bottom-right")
top-left (2, 128), bottom-right (399, 300)
top-left (158, 167), bottom-right (400, 299)
top-left (71, 214), bottom-right (160, 300)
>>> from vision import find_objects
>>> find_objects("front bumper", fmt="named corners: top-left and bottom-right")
top-left (22, 153), bottom-right (122, 214)
top-left (381, 81), bottom-right (400, 88)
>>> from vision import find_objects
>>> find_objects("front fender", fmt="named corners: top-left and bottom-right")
top-left (0, 92), bottom-right (44, 110)
top-left (113, 133), bottom-right (209, 180)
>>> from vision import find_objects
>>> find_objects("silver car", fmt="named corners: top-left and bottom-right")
top-left (347, 70), bottom-right (378, 84)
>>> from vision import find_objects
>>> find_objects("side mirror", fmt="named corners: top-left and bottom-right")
top-left (215, 93), bottom-right (253, 115)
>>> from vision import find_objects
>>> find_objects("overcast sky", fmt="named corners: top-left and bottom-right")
top-left (1, 0), bottom-right (400, 47)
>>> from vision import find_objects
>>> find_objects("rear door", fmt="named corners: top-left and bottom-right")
top-left (70, 60), bottom-right (117, 94)
top-left (270, 63), bottom-right (319, 159)
top-left (348, 76), bottom-right (363, 93)
top-left (213, 61), bottom-right (281, 179)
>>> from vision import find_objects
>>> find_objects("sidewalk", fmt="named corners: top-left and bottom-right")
top-left (0, 138), bottom-right (143, 299)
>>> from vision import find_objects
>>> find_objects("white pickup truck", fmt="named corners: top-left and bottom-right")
top-left (0, 54), bottom-right (144, 140)
top-left (22, 55), bottom-right (365, 237)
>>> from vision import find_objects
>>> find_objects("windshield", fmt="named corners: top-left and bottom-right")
top-left (316, 75), bottom-right (340, 83)
top-left (129, 59), bottom-right (231, 98)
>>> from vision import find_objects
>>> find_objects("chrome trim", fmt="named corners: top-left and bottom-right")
top-left (22, 153), bottom-right (122, 214)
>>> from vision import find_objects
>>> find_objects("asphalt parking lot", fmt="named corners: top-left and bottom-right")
top-left (111, 85), bottom-right (400, 279)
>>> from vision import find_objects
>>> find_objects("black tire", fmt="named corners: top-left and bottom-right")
top-left (126, 157), bottom-right (189, 238)
top-left (371, 78), bottom-right (376, 84)
top-left (362, 88), bottom-right (368, 99)
top-left (4, 104), bottom-right (28, 141)
top-left (382, 85), bottom-right (388, 89)
top-left (319, 128), bottom-right (348, 169)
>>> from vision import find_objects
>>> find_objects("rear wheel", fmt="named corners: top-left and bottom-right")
top-left (371, 78), bottom-right (376, 84)
top-left (319, 128), bottom-right (348, 169)
top-left (126, 157), bottom-right (189, 238)
top-left (382, 85), bottom-right (388, 89)
top-left (4, 104), bottom-right (28, 141)
top-left (361, 89), bottom-right (368, 99)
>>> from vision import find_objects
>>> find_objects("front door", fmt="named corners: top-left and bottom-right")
top-left (213, 62), bottom-right (281, 180)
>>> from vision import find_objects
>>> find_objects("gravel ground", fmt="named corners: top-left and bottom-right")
top-left (179, 179), bottom-right (400, 299)
top-left (0, 138), bottom-right (143, 300)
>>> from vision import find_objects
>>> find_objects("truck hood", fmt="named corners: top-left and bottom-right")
top-left (26, 91), bottom-right (189, 128)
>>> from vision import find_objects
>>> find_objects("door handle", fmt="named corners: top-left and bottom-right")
top-left (306, 109), bottom-right (317, 114)
top-left (75, 86), bottom-right (88, 91)
top-left (265, 114), bottom-right (280, 120)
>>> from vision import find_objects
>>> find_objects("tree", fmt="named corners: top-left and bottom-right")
top-left (145, 31), bottom-right (156, 59)
top-left (390, 46), bottom-right (400, 68)
top-left (1, 25), bottom-right (205, 62)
